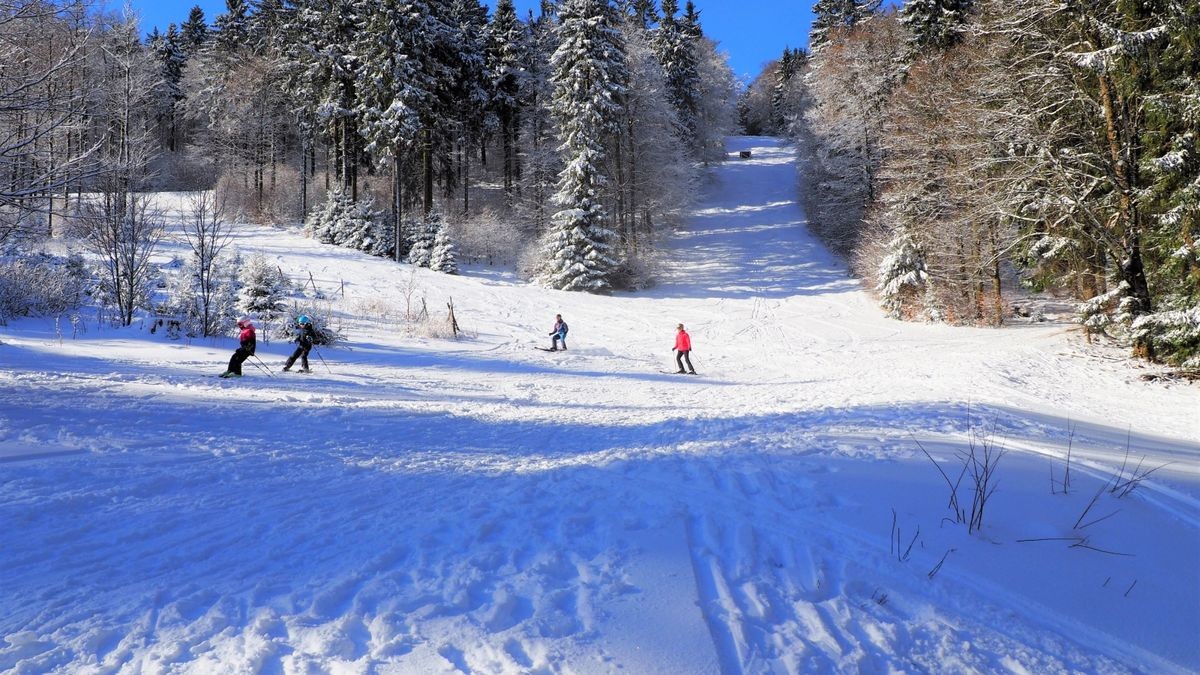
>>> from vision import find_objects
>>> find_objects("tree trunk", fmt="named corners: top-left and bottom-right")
top-left (423, 128), bottom-right (433, 216)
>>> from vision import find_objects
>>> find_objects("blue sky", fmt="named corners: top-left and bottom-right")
top-left (124, 1), bottom-right (813, 81)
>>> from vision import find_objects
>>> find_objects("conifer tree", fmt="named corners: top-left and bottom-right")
top-left (442, 0), bottom-right (493, 214)
top-left (682, 1), bottom-right (702, 38)
top-left (281, 0), bottom-right (363, 197)
top-left (488, 0), bottom-right (528, 198)
top-left (771, 48), bottom-right (799, 132)
top-left (623, 0), bottom-right (659, 29)
top-left (356, 0), bottom-right (444, 253)
top-left (1129, 0), bottom-right (1200, 364)
top-left (149, 26), bottom-right (185, 152)
top-left (654, 0), bottom-right (701, 152)
top-left (213, 0), bottom-right (251, 52)
top-left (408, 209), bottom-right (441, 267)
top-left (430, 219), bottom-right (460, 273)
top-left (901, 0), bottom-right (971, 51)
top-left (540, 0), bottom-right (627, 292)
top-left (810, 0), bottom-right (880, 52)
top-left (237, 254), bottom-right (289, 321)
top-left (248, 0), bottom-right (288, 52)
top-left (517, 1), bottom-right (561, 234)
top-left (180, 5), bottom-right (209, 55)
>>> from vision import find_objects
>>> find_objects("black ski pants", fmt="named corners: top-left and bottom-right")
top-left (676, 349), bottom-right (695, 373)
top-left (228, 347), bottom-right (253, 375)
top-left (286, 343), bottom-right (312, 370)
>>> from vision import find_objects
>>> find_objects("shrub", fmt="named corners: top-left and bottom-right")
top-left (0, 254), bottom-right (88, 324)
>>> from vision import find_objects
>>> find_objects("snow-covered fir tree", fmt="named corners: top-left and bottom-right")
top-left (809, 0), bottom-right (880, 52)
top-left (442, 0), bottom-right (493, 215)
top-left (515, 1), bottom-right (560, 234)
top-left (306, 188), bottom-right (353, 245)
top-left (355, 0), bottom-right (444, 255)
top-left (333, 196), bottom-right (385, 255)
top-left (408, 209), bottom-right (441, 268)
top-left (305, 188), bottom-right (390, 256)
top-left (622, 0), bottom-right (659, 28)
top-left (901, 0), bottom-right (971, 51)
top-left (540, 0), bottom-right (627, 292)
top-left (281, 0), bottom-right (362, 196)
top-left (212, 0), bottom-right (250, 52)
top-left (237, 254), bottom-right (289, 322)
top-left (487, 0), bottom-right (529, 197)
top-left (771, 48), bottom-right (800, 131)
top-left (875, 229), bottom-right (927, 319)
top-left (430, 220), bottom-right (460, 274)
top-left (654, 0), bottom-right (701, 154)
top-left (148, 25), bottom-right (185, 152)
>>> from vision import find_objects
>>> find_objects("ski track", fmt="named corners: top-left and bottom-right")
top-left (1, 137), bottom-right (1198, 673)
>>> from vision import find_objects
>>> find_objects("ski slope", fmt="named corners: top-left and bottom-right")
top-left (1, 137), bottom-right (1197, 674)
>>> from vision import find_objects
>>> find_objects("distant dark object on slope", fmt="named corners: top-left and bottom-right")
top-left (1140, 371), bottom-right (1200, 383)
top-left (738, 150), bottom-right (752, 159)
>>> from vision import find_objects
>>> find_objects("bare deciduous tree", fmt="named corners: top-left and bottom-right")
top-left (0, 0), bottom-right (99, 245)
top-left (76, 186), bottom-right (164, 326)
top-left (180, 191), bottom-right (233, 335)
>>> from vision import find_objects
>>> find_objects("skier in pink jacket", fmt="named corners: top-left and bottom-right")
top-left (220, 317), bottom-right (257, 378)
top-left (674, 323), bottom-right (696, 374)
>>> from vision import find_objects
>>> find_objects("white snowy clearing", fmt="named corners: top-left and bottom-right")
top-left (1, 137), bottom-right (1198, 674)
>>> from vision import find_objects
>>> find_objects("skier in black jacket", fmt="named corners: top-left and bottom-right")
top-left (283, 315), bottom-right (316, 373)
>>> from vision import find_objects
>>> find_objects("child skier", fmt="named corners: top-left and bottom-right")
top-left (283, 315), bottom-right (316, 373)
top-left (220, 317), bottom-right (257, 378)
top-left (674, 323), bottom-right (696, 374)
top-left (548, 314), bottom-right (568, 351)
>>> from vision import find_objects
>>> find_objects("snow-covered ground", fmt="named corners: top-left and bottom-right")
top-left (1, 137), bottom-right (1197, 674)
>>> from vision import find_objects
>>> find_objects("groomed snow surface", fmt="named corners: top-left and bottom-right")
top-left (1, 137), bottom-right (1197, 674)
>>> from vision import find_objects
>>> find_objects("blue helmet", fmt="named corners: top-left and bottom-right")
top-left (297, 315), bottom-right (311, 325)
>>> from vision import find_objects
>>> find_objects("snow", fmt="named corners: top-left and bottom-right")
top-left (2, 137), bottom-right (1198, 673)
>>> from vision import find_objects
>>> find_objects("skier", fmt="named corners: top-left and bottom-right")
top-left (283, 315), bottom-right (316, 373)
top-left (220, 317), bottom-right (257, 378)
top-left (548, 314), bottom-right (568, 351)
top-left (674, 323), bottom-right (696, 374)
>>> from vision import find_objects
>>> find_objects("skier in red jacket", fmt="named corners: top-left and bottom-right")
top-left (220, 317), bottom-right (257, 378)
top-left (674, 323), bottom-right (696, 374)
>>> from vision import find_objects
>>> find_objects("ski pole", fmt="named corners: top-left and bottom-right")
top-left (250, 354), bottom-right (276, 377)
top-left (314, 347), bottom-right (332, 374)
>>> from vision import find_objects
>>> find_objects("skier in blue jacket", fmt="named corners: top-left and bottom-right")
top-left (549, 314), bottom-right (568, 351)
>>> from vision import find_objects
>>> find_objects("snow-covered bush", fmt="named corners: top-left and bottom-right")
top-left (237, 254), bottom-right (290, 326)
top-left (449, 208), bottom-right (522, 266)
top-left (275, 303), bottom-right (345, 347)
top-left (0, 254), bottom-right (88, 324)
top-left (606, 251), bottom-right (662, 291)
